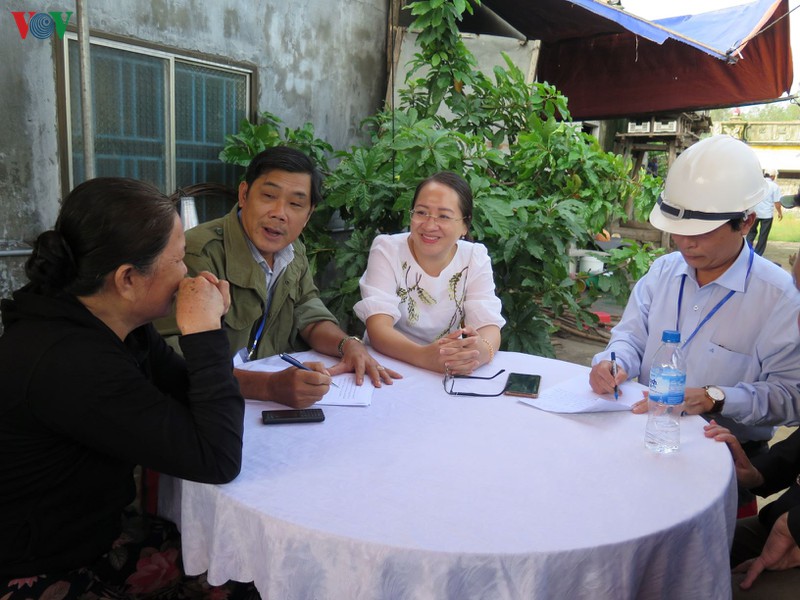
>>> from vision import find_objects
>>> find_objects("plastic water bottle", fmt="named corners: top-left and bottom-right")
top-left (645, 330), bottom-right (686, 453)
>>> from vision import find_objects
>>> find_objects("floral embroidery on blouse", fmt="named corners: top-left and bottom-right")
top-left (438, 267), bottom-right (468, 339)
top-left (396, 261), bottom-right (469, 339)
top-left (397, 261), bottom-right (436, 325)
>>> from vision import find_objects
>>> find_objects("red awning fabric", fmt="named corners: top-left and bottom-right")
top-left (479, 0), bottom-right (793, 120)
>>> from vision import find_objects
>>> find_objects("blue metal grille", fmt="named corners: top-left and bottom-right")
top-left (68, 41), bottom-right (248, 221)
top-left (175, 61), bottom-right (246, 221)
top-left (70, 43), bottom-right (167, 188)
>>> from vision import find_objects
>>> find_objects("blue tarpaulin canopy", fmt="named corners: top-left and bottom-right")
top-left (655, 0), bottom-right (787, 61)
top-left (474, 0), bottom-right (793, 119)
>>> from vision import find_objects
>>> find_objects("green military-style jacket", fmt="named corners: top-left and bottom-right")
top-left (157, 205), bottom-right (337, 360)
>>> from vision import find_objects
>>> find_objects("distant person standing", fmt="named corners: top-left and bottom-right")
top-left (747, 169), bottom-right (783, 256)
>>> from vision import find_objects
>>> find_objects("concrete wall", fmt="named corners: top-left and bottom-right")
top-left (0, 16), bottom-right (62, 305)
top-left (715, 120), bottom-right (800, 195)
top-left (0, 0), bottom-right (388, 303)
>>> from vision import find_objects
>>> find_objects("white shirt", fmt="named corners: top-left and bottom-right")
top-left (354, 233), bottom-right (505, 345)
top-left (593, 243), bottom-right (800, 442)
top-left (753, 177), bottom-right (781, 219)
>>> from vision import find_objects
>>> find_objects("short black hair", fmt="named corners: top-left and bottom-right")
top-left (244, 146), bottom-right (323, 208)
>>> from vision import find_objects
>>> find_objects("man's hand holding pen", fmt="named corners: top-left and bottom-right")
top-left (589, 358), bottom-right (628, 396)
top-left (611, 352), bottom-right (619, 400)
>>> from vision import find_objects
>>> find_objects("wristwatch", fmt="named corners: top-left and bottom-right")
top-left (703, 385), bottom-right (726, 414)
top-left (337, 335), bottom-right (362, 357)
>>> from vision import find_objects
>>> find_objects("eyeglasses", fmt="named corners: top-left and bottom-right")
top-left (442, 369), bottom-right (507, 397)
top-left (409, 209), bottom-right (467, 225)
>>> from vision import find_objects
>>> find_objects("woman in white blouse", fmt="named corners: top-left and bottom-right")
top-left (354, 172), bottom-right (505, 375)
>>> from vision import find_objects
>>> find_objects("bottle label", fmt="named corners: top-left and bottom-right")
top-left (649, 368), bottom-right (686, 405)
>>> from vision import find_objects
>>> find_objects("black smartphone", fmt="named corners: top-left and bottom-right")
top-left (261, 409), bottom-right (325, 425)
top-left (503, 373), bottom-right (542, 398)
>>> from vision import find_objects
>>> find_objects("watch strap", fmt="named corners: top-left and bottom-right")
top-left (703, 385), bottom-right (725, 414)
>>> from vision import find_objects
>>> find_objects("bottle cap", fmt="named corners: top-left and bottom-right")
top-left (661, 330), bottom-right (681, 343)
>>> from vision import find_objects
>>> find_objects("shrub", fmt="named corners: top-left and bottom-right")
top-left (220, 0), bottom-right (664, 356)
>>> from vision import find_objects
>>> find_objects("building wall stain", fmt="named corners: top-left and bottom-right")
top-left (143, 0), bottom-right (210, 34)
top-left (223, 8), bottom-right (240, 39)
top-left (1, 0), bottom-right (388, 297)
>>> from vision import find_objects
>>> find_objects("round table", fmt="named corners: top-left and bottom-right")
top-left (160, 350), bottom-right (736, 599)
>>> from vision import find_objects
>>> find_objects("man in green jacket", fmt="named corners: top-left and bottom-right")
top-left (159, 146), bottom-right (400, 407)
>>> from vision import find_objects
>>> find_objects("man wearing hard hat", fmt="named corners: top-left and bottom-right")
top-left (590, 135), bottom-right (800, 454)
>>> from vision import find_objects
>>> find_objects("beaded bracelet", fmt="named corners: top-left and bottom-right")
top-left (479, 337), bottom-right (495, 363)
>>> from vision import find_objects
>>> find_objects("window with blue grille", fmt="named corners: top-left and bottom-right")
top-left (65, 36), bottom-right (250, 222)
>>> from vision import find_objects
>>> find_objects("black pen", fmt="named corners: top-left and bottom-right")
top-left (279, 353), bottom-right (339, 387)
top-left (610, 351), bottom-right (619, 400)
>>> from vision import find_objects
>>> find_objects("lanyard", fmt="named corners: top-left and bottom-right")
top-left (676, 244), bottom-right (754, 349)
top-left (247, 290), bottom-right (274, 361)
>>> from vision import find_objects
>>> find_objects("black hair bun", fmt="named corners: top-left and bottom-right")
top-left (25, 230), bottom-right (78, 293)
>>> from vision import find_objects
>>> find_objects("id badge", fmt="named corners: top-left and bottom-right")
top-left (234, 347), bottom-right (249, 366)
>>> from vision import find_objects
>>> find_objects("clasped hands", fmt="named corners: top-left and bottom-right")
top-left (175, 271), bottom-right (231, 335)
top-left (433, 326), bottom-right (486, 375)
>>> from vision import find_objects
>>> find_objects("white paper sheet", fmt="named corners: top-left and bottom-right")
top-left (234, 351), bottom-right (374, 406)
top-left (519, 375), bottom-right (645, 414)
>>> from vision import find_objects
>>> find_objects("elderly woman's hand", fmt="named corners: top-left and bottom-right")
top-left (176, 273), bottom-right (230, 335)
top-left (704, 420), bottom-right (765, 488)
top-left (735, 513), bottom-right (800, 591)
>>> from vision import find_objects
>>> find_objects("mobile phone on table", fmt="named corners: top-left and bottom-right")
top-left (261, 408), bottom-right (325, 424)
top-left (503, 373), bottom-right (542, 398)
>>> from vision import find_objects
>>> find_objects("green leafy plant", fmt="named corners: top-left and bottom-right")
top-left (634, 168), bottom-right (663, 222)
top-left (320, 0), bottom-right (663, 355)
top-left (220, 0), bottom-right (664, 356)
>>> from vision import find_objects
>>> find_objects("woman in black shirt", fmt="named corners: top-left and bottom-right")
top-left (0, 178), bottom-right (253, 598)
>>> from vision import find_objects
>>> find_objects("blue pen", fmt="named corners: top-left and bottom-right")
top-left (610, 351), bottom-right (619, 400)
top-left (279, 353), bottom-right (339, 387)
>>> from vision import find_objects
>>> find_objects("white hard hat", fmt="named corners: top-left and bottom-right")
top-left (649, 135), bottom-right (768, 236)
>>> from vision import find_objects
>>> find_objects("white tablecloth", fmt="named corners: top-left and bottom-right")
top-left (159, 351), bottom-right (737, 600)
